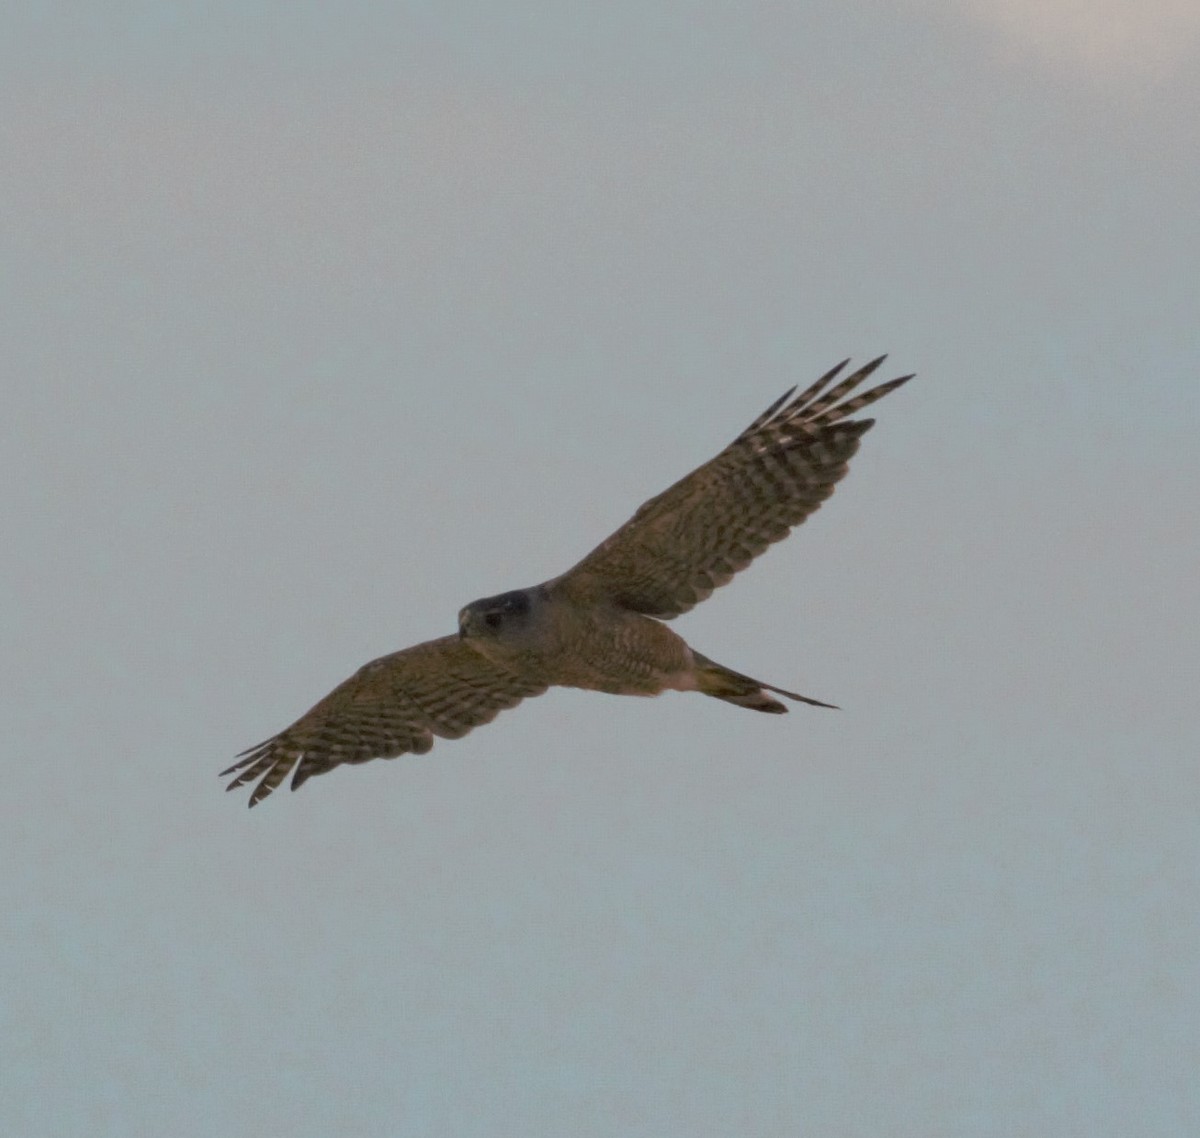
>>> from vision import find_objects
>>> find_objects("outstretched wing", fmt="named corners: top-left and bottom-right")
top-left (554, 357), bottom-right (911, 619)
top-left (222, 635), bottom-right (548, 806)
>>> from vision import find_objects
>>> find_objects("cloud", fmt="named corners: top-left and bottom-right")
top-left (948, 0), bottom-right (1200, 76)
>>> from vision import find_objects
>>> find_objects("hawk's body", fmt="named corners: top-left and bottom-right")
top-left (467, 591), bottom-right (696, 696)
top-left (224, 357), bottom-right (912, 805)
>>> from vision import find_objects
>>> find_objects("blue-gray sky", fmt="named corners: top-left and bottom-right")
top-left (3, 3), bottom-right (1198, 1135)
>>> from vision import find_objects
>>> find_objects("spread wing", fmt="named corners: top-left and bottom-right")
top-left (554, 357), bottom-right (912, 618)
top-left (221, 635), bottom-right (548, 806)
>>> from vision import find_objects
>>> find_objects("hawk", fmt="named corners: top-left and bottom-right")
top-left (223, 357), bottom-right (911, 805)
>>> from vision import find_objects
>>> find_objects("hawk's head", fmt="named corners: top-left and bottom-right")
top-left (458, 588), bottom-right (543, 644)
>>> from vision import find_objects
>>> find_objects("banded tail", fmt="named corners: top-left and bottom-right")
top-left (693, 652), bottom-right (837, 714)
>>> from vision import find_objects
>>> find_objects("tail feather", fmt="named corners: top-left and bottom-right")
top-left (693, 653), bottom-right (837, 714)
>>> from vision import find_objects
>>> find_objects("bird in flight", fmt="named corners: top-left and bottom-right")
top-left (223, 356), bottom-right (911, 805)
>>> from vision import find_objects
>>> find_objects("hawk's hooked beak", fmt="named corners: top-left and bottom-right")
top-left (457, 608), bottom-right (469, 638)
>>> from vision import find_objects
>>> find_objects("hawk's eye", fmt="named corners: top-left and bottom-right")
top-left (484, 610), bottom-right (503, 629)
